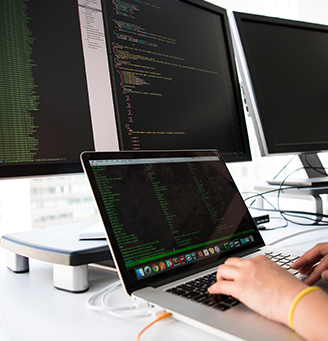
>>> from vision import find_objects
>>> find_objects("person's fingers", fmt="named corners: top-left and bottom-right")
top-left (292, 243), bottom-right (328, 270)
top-left (224, 257), bottom-right (245, 265)
top-left (208, 254), bottom-right (308, 327)
top-left (304, 268), bottom-right (322, 285)
top-left (322, 269), bottom-right (328, 282)
top-left (303, 255), bottom-right (328, 285)
top-left (208, 279), bottom-right (236, 296)
top-left (292, 255), bottom-right (323, 274)
top-left (296, 264), bottom-right (315, 275)
top-left (292, 262), bottom-right (317, 275)
top-left (215, 262), bottom-right (243, 282)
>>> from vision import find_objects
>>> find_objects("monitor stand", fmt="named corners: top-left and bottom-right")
top-left (1, 221), bottom-right (113, 292)
top-left (261, 153), bottom-right (328, 224)
top-left (267, 154), bottom-right (328, 187)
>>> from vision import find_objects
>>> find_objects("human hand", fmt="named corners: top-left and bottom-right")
top-left (208, 255), bottom-right (307, 326)
top-left (291, 242), bottom-right (328, 285)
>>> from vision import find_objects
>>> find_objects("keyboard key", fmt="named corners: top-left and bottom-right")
top-left (191, 293), bottom-right (210, 302)
top-left (166, 274), bottom-right (239, 312)
top-left (285, 255), bottom-right (299, 262)
top-left (221, 296), bottom-right (240, 307)
top-left (212, 302), bottom-right (230, 311)
top-left (288, 268), bottom-right (299, 275)
top-left (181, 291), bottom-right (202, 299)
top-left (265, 252), bottom-right (300, 276)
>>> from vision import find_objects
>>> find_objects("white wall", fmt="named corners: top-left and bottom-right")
top-left (0, 179), bottom-right (31, 236)
top-left (209, 0), bottom-right (328, 24)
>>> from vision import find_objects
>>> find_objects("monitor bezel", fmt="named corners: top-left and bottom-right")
top-left (231, 11), bottom-right (328, 157)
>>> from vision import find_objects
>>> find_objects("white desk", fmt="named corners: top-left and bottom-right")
top-left (1, 219), bottom-right (328, 341)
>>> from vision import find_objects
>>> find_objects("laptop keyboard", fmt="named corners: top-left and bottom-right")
top-left (166, 251), bottom-right (300, 311)
top-left (265, 251), bottom-right (299, 275)
top-left (166, 271), bottom-right (237, 311)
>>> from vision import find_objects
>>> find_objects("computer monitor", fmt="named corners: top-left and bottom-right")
top-left (0, 0), bottom-right (251, 181)
top-left (230, 11), bottom-right (328, 185)
top-left (98, 0), bottom-right (251, 162)
top-left (0, 0), bottom-right (96, 178)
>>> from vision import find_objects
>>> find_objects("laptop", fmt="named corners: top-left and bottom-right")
top-left (81, 150), bottom-right (304, 341)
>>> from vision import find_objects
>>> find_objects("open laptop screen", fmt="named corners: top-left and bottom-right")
top-left (81, 150), bottom-right (264, 293)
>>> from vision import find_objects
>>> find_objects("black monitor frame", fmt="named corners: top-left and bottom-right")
top-left (230, 12), bottom-right (328, 186)
top-left (231, 11), bottom-right (328, 180)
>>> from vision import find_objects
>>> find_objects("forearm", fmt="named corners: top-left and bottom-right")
top-left (208, 255), bottom-right (328, 340)
top-left (292, 289), bottom-right (328, 341)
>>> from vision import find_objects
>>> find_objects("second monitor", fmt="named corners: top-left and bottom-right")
top-left (230, 11), bottom-right (328, 184)
top-left (97, 0), bottom-right (251, 162)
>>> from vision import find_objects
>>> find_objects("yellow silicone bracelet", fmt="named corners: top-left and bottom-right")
top-left (288, 286), bottom-right (322, 331)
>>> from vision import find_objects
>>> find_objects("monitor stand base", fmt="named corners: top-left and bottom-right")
top-left (0, 221), bottom-right (112, 293)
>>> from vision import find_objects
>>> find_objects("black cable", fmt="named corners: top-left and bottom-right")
top-left (244, 158), bottom-right (328, 228)
top-left (303, 154), bottom-right (328, 177)
top-left (244, 183), bottom-right (328, 228)
top-left (280, 212), bottom-right (328, 226)
top-left (272, 156), bottom-right (296, 181)
top-left (248, 204), bottom-right (328, 225)
top-left (276, 164), bottom-right (328, 225)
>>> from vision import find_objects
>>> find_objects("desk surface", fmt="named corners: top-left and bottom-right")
top-left (1, 219), bottom-right (328, 341)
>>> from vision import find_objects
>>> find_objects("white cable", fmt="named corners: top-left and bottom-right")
top-left (87, 280), bottom-right (121, 312)
top-left (87, 280), bottom-right (155, 319)
top-left (268, 227), bottom-right (328, 246)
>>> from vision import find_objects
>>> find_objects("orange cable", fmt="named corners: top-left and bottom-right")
top-left (137, 312), bottom-right (172, 341)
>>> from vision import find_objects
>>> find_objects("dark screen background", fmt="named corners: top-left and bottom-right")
top-left (236, 14), bottom-right (328, 154)
top-left (0, 0), bottom-right (94, 175)
top-left (102, 0), bottom-right (250, 161)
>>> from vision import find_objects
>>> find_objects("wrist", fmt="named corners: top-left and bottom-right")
top-left (290, 287), bottom-right (328, 341)
top-left (288, 286), bottom-right (322, 330)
